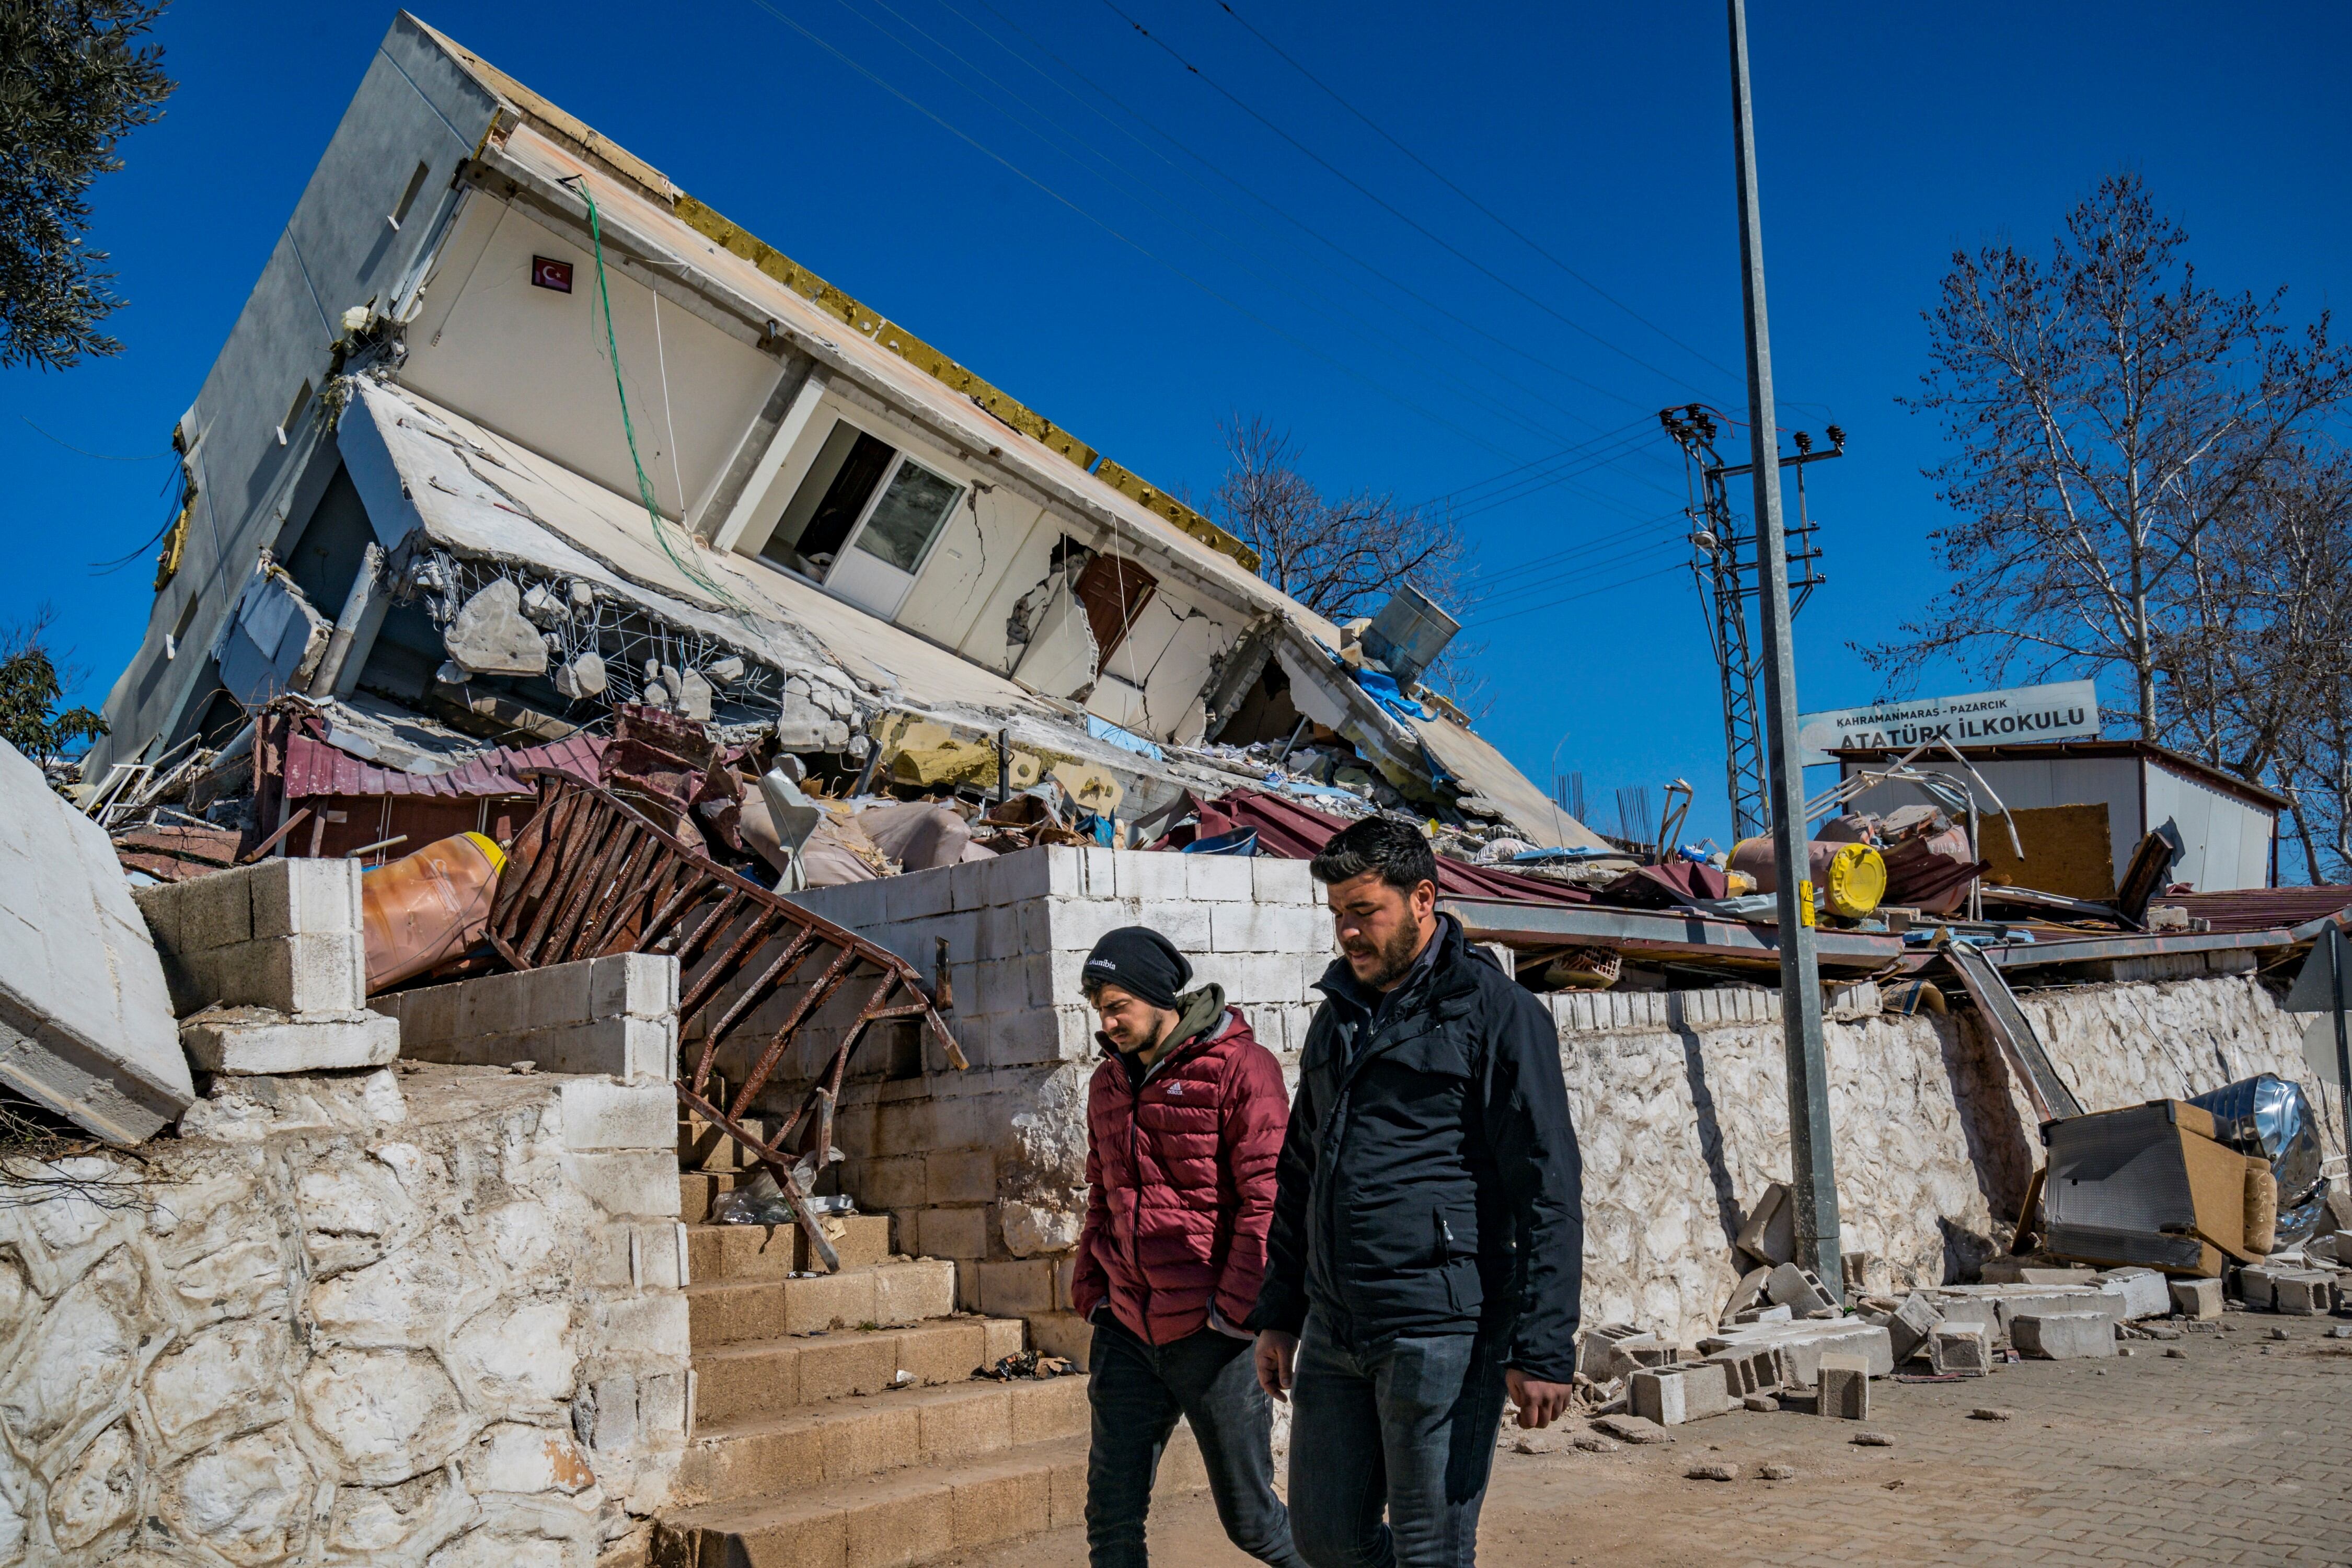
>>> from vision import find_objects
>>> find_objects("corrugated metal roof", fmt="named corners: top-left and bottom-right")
top-left (1830, 739), bottom-right (2291, 812)
top-left (2170, 885), bottom-right (2352, 935)
top-left (284, 731), bottom-right (605, 800)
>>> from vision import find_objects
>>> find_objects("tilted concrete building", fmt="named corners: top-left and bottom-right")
top-left (88, 12), bottom-right (1600, 851)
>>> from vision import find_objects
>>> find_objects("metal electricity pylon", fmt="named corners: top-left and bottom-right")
top-left (1661, 403), bottom-right (1841, 841)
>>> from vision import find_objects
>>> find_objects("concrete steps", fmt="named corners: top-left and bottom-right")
top-left (692, 1318), bottom-right (1026, 1426)
top-left (687, 1258), bottom-right (958, 1345)
top-left (663, 1132), bottom-right (1196, 1568)
top-left (655, 1427), bottom-right (1207, 1568)
top-left (675, 1375), bottom-right (1091, 1505)
top-left (687, 1216), bottom-right (893, 1279)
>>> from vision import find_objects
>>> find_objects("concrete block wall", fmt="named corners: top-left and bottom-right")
top-left (133, 857), bottom-right (367, 1017)
top-left (686, 847), bottom-right (1335, 1308)
top-left (376, 953), bottom-right (680, 1082)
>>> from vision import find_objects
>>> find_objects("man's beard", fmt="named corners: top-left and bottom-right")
top-left (1350, 920), bottom-right (1427, 989)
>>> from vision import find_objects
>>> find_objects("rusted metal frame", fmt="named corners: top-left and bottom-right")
top-left (679, 907), bottom-right (786, 1023)
top-left (592, 854), bottom-right (688, 960)
top-left (727, 947), bottom-right (863, 1123)
top-left (691, 929), bottom-right (821, 1094)
top-left (516, 806), bottom-right (618, 963)
top-left (488, 789), bottom-right (582, 961)
top-left (632, 869), bottom-right (719, 956)
top-left (543, 818), bottom-right (647, 964)
top-left (671, 887), bottom-right (748, 973)
top-left (569, 828), bottom-right (661, 960)
top-left (672, 1081), bottom-right (839, 1273)
top-left (512, 788), bottom-right (583, 907)
top-left (769, 971), bottom-right (901, 1156)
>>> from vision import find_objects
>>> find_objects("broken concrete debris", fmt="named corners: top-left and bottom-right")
top-left (2012, 1311), bottom-right (2117, 1360)
top-left (444, 575), bottom-right (549, 677)
top-left (0, 739), bottom-right (191, 1143)
top-left (1815, 1354), bottom-right (1871, 1420)
top-left (1928, 1323), bottom-right (1992, 1377)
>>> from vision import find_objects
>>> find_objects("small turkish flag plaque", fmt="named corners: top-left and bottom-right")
top-left (531, 256), bottom-right (574, 293)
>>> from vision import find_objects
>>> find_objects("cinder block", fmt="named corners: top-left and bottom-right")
top-left (249, 855), bottom-right (363, 940)
top-left (561, 1081), bottom-right (678, 1151)
top-left (1135, 902), bottom-right (1213, 951)
top-left (1928, 1322), bottom-right (1990, 1377)
top-left (1251, 857), bottom-right (1315, 905)
top-left (1044, 896), bottom-right (1138, 954)
top-left (2235, 1265), bottom-right (2280, 1309)
top-left (883, 865), bottom-right (958, 923)
top-left (2274, 1271), bottom-right (2336, 1316)
top-left (1630, 1365), bottom-right (1732, 1425)
top-left (1116, 852), bottom-right (1190, 903)
top-left (564, 1151), bottom-right (685, 1218)
top-left (2169, 1276), bottom-right (2223, 1320)
top-left (2012, 1311), bottom-right (2116, 1359)
top-left (1703, 1346), bottom-right (1781, 1398)
top-left (1184, 855), bottom-right (1255, 903)
top-left (180, 1008), bottom-right (398, 1074)
top-left (590, 952), bottom-right (679, 1020)
top-left (1766, 1262), bottom-right (1838, 1315)
top-left (984, 846), bottom-right (1055, 905)
top-left (1815, 1353), bottom-right (1869, 1420)
top-left (1883, 1291), bottom-right (1943, 1363)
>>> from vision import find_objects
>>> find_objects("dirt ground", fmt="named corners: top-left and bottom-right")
top-left (939, 1312), bottom-right (2352, 1567)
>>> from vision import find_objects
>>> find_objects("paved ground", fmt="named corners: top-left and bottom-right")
top-left (937, 1312), bottom-right (2352, 1567)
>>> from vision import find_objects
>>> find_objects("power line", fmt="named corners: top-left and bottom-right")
top-left (939, 0), bottom-right (1692, 470)
top-left (740, 0), bottom-right (1542, 461)
top-left (1100, 0), bottom-right (1721, 402)
top-left (829, 0), bottom-right (1637, 455)
top-left (1468, 559), bottom-right (1689, 627)
top-left (1206, 0), bottom-right (1743, 386)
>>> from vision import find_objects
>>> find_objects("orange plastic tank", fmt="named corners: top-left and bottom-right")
top-left (362, 832), bottom-right (506, 993)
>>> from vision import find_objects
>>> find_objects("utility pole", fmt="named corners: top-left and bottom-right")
top-left (1727, 0), bottom-right (1842, 1291)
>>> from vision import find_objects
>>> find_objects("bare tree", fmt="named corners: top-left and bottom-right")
top-left (1211, 416), bottom-right (1488, 712)
top-left (1862, 175), bottom-right (2351, 738)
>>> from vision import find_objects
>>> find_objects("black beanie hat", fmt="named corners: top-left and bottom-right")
top-left (1081, 926), bottom-right (1192, 1010)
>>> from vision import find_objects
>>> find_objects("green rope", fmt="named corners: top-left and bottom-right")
top-left (575, 178), bottom-right (753, 620)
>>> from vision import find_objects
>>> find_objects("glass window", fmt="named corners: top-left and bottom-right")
top-left (762, 422), bottom-right (896, 578)
top-left (854, 457), bottom-right (963, 573)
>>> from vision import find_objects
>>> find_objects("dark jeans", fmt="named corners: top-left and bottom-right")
top-left (1286, 1312), bottom-right (1509, 1568)
top-left (1087, 1316), bottom-right (1304, 1568)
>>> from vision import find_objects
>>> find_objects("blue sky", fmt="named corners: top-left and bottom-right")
top-left (5, 0), bottom-right (2346, 848)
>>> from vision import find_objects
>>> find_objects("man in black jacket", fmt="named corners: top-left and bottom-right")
top-left (1251, 816), bottom-right (1582, 1568)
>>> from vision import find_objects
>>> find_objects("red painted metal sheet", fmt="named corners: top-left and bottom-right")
top-left (283, 732), bottom-right (605, 801)
top-left (2170, 885), bottom-right (2352, 936)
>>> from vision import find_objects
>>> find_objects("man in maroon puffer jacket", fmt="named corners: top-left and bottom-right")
top-left (1069, 926), bottom-right (1304, 1568)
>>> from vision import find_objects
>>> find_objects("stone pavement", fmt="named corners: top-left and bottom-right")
top-left (930, 1312), bottom-right (2352, 1566)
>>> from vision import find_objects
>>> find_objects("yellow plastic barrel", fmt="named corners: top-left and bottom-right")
top-left (361, 832), bottom-right (507, 993)
top-left (1818, 841), bottom-right (1887, 920)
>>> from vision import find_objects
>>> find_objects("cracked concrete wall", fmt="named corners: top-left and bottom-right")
top-left (0, 1064), bottom-right (687, 1567)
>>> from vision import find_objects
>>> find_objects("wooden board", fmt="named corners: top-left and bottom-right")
top-left (1982, 802), bottom-right (2116, 901)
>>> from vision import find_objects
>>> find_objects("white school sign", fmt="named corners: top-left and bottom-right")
top-left (1797, 681), bottom-right (2100, 768)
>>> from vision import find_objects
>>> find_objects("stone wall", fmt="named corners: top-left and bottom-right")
top-left (723, 846), bottom-right (2339, 1361)
top-left (0, 1064), bottom-right (689, 1567)
top-left (1560, 974), bottom-right (2345, 1348)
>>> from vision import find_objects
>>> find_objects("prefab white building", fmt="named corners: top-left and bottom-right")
top-left (1836, 739), bottom-right (2283, 894)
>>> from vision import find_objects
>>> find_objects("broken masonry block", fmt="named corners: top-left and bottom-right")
top-left (1575, 1324), bottom-right (1648, 1382)
top-left (1735, 1181), bottom-right (1796, 1267)
top-left (706, 654), bottom-right (745, 685)
top-left (2234, 1266), bottom-right (2281, 1310)
top-left (2168, 1277), bottom-right (2223, 1320)
top-left (445, 577), bottom-right (548, 676)
top-left (2011, 1311), bottom-right (2116, 1360)
top-left (553, 650), bottom-right (607, 699)
top-left (1589, 1413), bottom-right (1672, 1445)
top-left (0, 739), bottom-right (191, 1144)
top-left (2094, 1267), bottom-right (2171, 1320)
top-left (1630, 1365), bottom-right (1734, 1426)
top-left (1928, 1322), bottom-right (1991, 1377)
top-left (1978, 1257), bottom-right (2096, 1286)
top-left (1882, 1290), bottom-right (1944, 1363)
top-left (1734, 1302), bottom-right (1793, 1325)
top-left (1815, 1354), bottom-right (1870, 1421)
top-left (179, 1005), bottom-right (399, 1075)
top-left (1765, 1261), bottom-right (1839, 1315)
top-left (1703, 1345), bottom-right (1782, 1399)
top-left (1722, 1263), bottom-right (1774, 1323)
top-left (2272, 1272), bottom-right (2336, 1316)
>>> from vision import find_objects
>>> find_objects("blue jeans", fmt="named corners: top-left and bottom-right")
top-left (1286, 1312), bottom-right (1509, 1568)
top-left (1087, 1317), bottom-right (1305, 1568)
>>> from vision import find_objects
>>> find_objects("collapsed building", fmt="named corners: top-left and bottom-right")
top-left (10, 13), bottom-right (2352, 1568)
top-left (82, 16), bottom-right (1594, 865)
